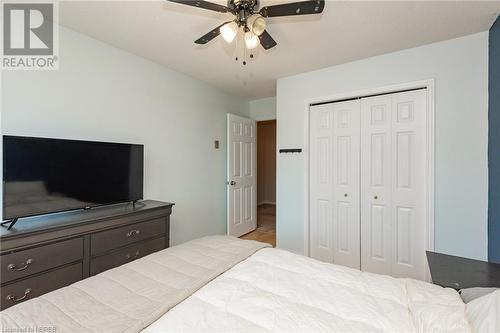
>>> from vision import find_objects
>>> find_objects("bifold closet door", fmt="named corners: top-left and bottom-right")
top-left (360, 90), bottom-right (427, 280)
top-left (359, 95), bottom-right (392, 275)
top-left (310, 100), bottom-right (360, 269)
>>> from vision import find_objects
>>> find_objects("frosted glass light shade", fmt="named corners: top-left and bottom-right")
top-left (220, 22), bottom-right (238, 43)
top-left (247, 14), bottom-right (266, 36)
top-left (244, 31), bottom-right (259, 49)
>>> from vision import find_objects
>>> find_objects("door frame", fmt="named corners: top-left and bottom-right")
top-left (302, 79), bottom-right (435, 264)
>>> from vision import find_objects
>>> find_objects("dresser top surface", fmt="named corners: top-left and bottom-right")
top-left (0, 200), bottom-right (174, 240)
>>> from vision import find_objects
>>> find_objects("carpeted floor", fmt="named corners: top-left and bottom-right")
top-left (240, 204), bottom-right (276, 247)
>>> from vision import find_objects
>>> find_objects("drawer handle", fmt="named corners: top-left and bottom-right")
top-left (7, 258), bottom-right (34, 272)
top-left (6, 288), bottom-right (32, 303)
top-left (126, 251), bottom-right (140, 260)
top-left (126, 229), bottom-right (141, 238)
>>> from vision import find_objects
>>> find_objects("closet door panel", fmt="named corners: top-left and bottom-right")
top-left (331, 100), bottom-right (360, 269)
top-left (360, 96), bottom-right (392, 275)
top-left (309, 100), bottom-right (361, 269)
top-left (390, 90), bottom-right (427, 280)
top-left (360, 90), bottom-right (427, 280)
top-left (309, 106), bottom-right (334, 262)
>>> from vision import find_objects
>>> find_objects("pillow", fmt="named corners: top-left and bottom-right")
top-left (466, 290), bottom-right (500, 333)
top-left (460, 287), bottom-right (499, 303)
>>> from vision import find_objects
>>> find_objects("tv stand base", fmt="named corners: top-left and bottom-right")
top-left (1, 218), bottom-right (19, 230)
top-left (132, 200), bottom-right (145, 208)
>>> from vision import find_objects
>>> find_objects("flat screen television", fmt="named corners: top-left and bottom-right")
top-left (3, 136), bottom-right (144, 220)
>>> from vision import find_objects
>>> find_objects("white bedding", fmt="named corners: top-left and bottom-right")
top-left (466, 290), bottom-right (500, 333)
top-left (144, 248), bottom-right (472, 333)
top-left (0, 236), bottom-right (269, 333)
top-left (2, 236), bottom-right (488, 333)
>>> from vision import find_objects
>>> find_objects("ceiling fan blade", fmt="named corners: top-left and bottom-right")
top-left (194, 22), bottom-right (229, 44)
top-left (258, 30), bottom-right (277, 50)
top-left (168, 0), bottom-right (229, 13)
top-left (259, 0), bottom-right (324, 17)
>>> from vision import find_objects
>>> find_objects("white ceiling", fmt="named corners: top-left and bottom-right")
top-left (58, 1), bottom-right (500, 99)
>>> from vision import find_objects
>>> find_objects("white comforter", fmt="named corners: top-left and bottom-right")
top-left (145, 248), bottom-right (472, 333)
top-left (0, 236), bottom-right (269, 333)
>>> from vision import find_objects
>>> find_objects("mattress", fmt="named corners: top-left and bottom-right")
top-left (144, 248), bottom-right (472, 333)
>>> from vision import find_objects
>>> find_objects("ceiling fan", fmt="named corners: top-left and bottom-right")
top-left (168, 0), bottom-right (325, 51)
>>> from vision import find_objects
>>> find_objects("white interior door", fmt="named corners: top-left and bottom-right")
top-left (360, 90), bottom-right (427, 280)
top-left (309, 89), bottom-right (428, 280)
top-left (310, 105), bottom-right (334, 262)
top-left (389, 90), bottom-right (427, 279)
top-left (310, 100), bottom-right (360, 269)
top-left (227, 114), bottom-right (257, 237)
top-left (360, 95), bottom-right (393, 275)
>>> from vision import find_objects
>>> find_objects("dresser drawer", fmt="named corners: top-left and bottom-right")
top-left (91, 218), bottom-right (166, 255)
top-left (0, 263), bottom-right (82, 310)
top-left (1, 238), bottom-right (83, 284)
top-left (90, 237), bottom-right (165, 275)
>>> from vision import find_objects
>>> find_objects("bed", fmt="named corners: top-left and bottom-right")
top-left (1, 236), bottom-right (498, 333)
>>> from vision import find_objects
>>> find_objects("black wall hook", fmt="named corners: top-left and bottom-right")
top-left (279, 148), bottom-right (302, 154)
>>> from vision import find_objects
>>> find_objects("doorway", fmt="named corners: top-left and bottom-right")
top-left (241, 120), bottom-right (276, 247)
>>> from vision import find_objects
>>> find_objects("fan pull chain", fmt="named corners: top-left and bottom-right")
top-left (235, 29), bottom-right (239, 62)
top-left (234, 28), bottom-right (255, 66)
top-left (243, 42), bottom-right (247, 66)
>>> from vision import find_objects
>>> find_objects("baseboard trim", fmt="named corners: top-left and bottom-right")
top-left (258, 201), bottom-right (276, 206)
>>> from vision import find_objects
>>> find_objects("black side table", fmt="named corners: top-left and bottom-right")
top-left (426, 251), bottom-right (500, 290)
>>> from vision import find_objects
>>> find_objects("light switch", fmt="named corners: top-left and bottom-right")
top-left (214, 140), bottom-right (220, 149)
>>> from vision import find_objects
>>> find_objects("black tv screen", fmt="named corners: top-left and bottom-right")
top-left (3, 136), bottom-right (144, 220)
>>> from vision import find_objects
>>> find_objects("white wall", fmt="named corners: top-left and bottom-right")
top-left (1, 26), bottom-right (249, 245)
top-left (277, 32), bottom-right (489, 260)
top-left (249, 97), bottom-right (276, 121)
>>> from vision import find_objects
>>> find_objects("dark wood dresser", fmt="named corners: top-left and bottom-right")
top-left (0, 200), bottom-right (173, 310)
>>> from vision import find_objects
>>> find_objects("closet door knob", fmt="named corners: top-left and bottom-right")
top-left (374, 195), bottom-right (378, 200)
top-left (344, 193), bottom-right (348, 197)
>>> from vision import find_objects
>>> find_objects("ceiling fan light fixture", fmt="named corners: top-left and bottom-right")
top-left (170, 0), bottom-right (326, 52)
top-left (244, 31), bottom-right (259, 49)
top-left (247, 14), bottom-right (266, 36)
top-left (220, 21), bottom-right (238, 43)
